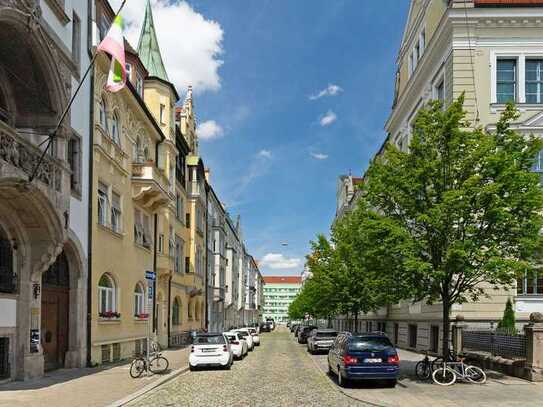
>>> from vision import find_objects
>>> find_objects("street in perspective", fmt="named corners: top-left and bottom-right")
top-left (1, 0), bottom-right (543, 406)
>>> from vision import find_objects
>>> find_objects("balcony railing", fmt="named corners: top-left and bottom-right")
top-left (0, 123), bottom-right (64, 193)
top-left (131, 162), bottom-right (172, 209)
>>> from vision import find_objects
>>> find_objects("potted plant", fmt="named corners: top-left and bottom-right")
top-left (99, 311), bottom-right (121, 319)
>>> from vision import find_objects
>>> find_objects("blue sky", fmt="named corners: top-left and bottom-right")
top-left (119, 0), bottom-right (410, 276)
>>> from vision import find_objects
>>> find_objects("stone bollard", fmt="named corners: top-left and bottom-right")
top-left (524, 312), bottom-right (543, 382)
top-left (452, 315), bottom-right (466, 355)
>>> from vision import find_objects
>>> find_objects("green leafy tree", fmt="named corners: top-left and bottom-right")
top-left (497, 298), bottom-right (516, 334)
top-left (363, 97), bottom-right (543, 355)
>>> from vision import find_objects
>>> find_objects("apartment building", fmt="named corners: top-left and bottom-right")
top-left (0, 0), bottom-right (92, 380)
top-left (355, 0), bottom-right (543, 353)
top-left (263, 276), bottom-right (302, 323)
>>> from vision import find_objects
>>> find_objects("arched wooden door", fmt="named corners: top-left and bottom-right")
top-left (41, 252), bottom-right (69, 371)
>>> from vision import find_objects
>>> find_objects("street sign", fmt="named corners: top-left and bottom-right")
top-left (145, 270), bottom-right (156, 281)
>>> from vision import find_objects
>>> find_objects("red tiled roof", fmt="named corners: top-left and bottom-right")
top-left (474, 0), bottom-right (543, 5)
top-left (263, 276), bottom-right (302, 284)
top-left (352, 177), bottom-right (363, 186)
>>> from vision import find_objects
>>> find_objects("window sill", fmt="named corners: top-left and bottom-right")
top-left (134, 318), bottom-right (149, 323)
top-left (97, 223), bottom-right (124, 238)
top-left (134, 242), bottom-right (152, 252)
top-left (490, 103), bottom-right (543, 112)
top-left (515, 294), bottom-right (543, 299)
top-left (98, 318), bottom-right (121, 324)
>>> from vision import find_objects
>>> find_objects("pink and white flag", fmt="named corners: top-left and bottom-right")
top-left (97, 15), bottom-right (126, 92)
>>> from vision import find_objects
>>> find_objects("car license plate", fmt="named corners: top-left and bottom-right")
top-left (363, 358), bottom-right (381, 363)
top-left (202, 348), bottom-right (215, 353)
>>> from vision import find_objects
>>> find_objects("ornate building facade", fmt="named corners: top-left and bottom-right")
top-left (0, 0), bottom-right (92, 380)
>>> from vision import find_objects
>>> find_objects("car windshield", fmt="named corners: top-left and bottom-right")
top-left (225, 335), bottom-right (236, 341)
top-left (194, 335), bottom-right (225, 345)
top-left (316, 331), bottom-right (337, 337)
top-left (236, 332), bottom-right (248, 338)
top-left (348, 337), bottom-right (392, 352)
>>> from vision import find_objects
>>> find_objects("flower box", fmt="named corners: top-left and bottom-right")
top-left (135, 313), bottom-right (149, 319)
top-left (99, 311), bottom-right (121, 319)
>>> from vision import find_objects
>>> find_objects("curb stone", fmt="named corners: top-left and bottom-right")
top-left (107, 366), bottom-right (189, 407)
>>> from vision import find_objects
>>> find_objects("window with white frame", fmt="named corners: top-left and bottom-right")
top-left (533, 149), bottom-right (543, 173)
top-left (526, 59), bottom-right (543, 104)
top-left (134, 283), bottom-right (145, 316)
top-left (98, 273), bottom-right (116, 315)
top-left (142, 214), bottom-right (151, 248)
top-left (111, 192), bottom-right (121, 233)
top-left (136, 75), bottom-right (143, 96)
top-left (434, 78), bottom-right (445, 104)
top-left (98, 182), bottom-right (109, 226)
top-left (111, 112), bottom-right (121, 145)
top-left (517, 270), bottom-right (543, 295)
top-left (134, 209), bottom-right (144, 245)
top-left (497, 59), bottom-right (517, 104)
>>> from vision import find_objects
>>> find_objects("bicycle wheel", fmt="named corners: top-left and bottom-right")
top-left (415, 361), bottom-right (431, 380)
top-left (465, 366), bottom-right (486, 384)
top-left (432, 368), bottom-right (456, 386)
top-left (149, 356), bottom-right (169, 374)
top-left (129, 358), bottom-right (146, 378)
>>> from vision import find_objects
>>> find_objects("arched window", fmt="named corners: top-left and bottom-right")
top-left (111, 112), bottom-right (120, 145)
top-left (172, 298), bottom-right (181, 326)
top-left (134, 282), bottom-right (145, 317)
top-left (0, 227), bottom-right (14, 293)
top-left (99, 97), bottom-right (108, 130)
top-left (98, 274), bottom-right (117, 316)
top-left (134, 136), bottom-right (143, 163)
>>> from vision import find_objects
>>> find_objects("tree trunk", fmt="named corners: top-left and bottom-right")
top-left (354, 310), bottom-right (358, 333)
top-left (442, 296), bottom-right (451, 357)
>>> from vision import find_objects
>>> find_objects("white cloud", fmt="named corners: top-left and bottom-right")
top-left (320, 110), bottom-right (337, 126)
top-left (309, 84), bottom-right (343, 100)
top-left (257, 149), bottom-right (272, 159)
top-left (310, 152), bottom-right (328, 160)
top-left (260, 253), bottom-right (302, 270)
top-left (197, 120), bottom-right (224, 140)
top-left (112, 0), bottom-right (224, 94)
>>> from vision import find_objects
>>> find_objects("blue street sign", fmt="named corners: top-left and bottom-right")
top-left (145, 270), bottom-right (156, 281)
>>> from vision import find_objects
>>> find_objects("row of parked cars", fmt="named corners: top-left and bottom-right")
top-left (289, 322), bottom-right (400, 388)
top-left (189, 326), bottom-right (261, 371)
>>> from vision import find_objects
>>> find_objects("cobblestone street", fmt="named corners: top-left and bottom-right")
top-left (129, 329), bottom-right (366, 407)
top-left (129, 328), bottom-right (543, 407)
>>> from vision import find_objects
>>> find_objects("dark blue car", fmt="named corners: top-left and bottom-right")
top-left (327, 332), bottom-right (400, 387)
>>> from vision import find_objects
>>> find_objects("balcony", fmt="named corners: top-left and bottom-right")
top-left (132, 162), bottom-right (172, 211)
top-left (213, 286), bottom-right (225, 302)
top-left (0, 122), bottom-right (69, 213)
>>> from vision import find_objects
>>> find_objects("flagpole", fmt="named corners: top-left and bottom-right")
top-left (28, 0), bottom-right (128, 183)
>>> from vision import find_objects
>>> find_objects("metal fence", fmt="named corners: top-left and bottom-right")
top-left (462, 329), bottom-right (527, 359)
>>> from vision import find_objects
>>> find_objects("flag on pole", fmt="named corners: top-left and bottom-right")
top-left (97, 15), bottom-right (126, 92)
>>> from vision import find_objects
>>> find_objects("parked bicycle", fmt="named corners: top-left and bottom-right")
top-left (415, 351), bottom-right (432, 380)
top-left (431, 349), bottom-right (458, 371)
top-left (129, 352), bottom-right (169, 378)
top-left (432, 357), bottom-right (486, 386)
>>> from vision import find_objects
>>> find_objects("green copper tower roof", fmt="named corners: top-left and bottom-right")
top-left (137, 0), bottom-right (169, 82)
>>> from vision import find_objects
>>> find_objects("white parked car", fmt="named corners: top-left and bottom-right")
top-left (189, 333), bottom-right (233, 371)
top-left (224, 331), bottom-right (248, 359)
top-left (245, 327), bottom-right (260, 346)
top-left (234, 329), bottom-right (254, 350)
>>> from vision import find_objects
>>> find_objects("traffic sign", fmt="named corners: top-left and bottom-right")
top-left (145, 270), bottom-right (156, 281)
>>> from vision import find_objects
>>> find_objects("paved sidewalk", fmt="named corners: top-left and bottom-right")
top-left (311, 346), bottom-right (543, 407)
top-left (0, 347), bottom-right (190, 407)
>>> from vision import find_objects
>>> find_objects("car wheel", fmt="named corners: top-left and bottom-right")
top-left (337, 367), bottom-right (348, 387)
top-left (327, 363), bottom-right (333, 375)
top-left (189, 365), bottom-right (196, 372)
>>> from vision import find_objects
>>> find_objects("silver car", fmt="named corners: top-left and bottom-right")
top-left (307, 329), bottom-right (338, 354)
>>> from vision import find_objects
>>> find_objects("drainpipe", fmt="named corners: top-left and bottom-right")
top-left (153, 213), bottom-right (158, 334)
top-left (204, 184), bottom-right (209, 331)
top-left (86, 0), bottom-right (95, 368)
